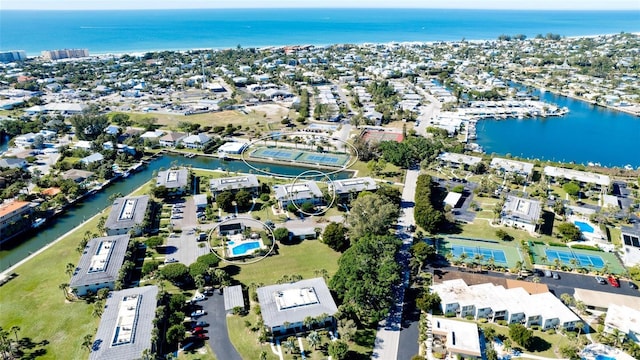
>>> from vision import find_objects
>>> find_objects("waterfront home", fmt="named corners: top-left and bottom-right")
top-left (217, 141), bottom-right (247, 155)
top-left (621, 225), bottom-right (640, 266)
top-left (156, 168), bottom-right (189, 196)
top-left (139, 130), bottom-right (165, 140)
top-left (0, 200), bottom-right (34, 243)
top-left (61, 169), bottom-right (95, 183)
top-left (0, 158), bottom-right (27, 169)
top-left (543, 166), bottom-right (611, 191)
top-left (274, 181), bottom-right (323, 208)
top-left (437, 152), bottom-right (483, 170)
top-left (69, 234), bottom-right (131, 296)
top-left (158, 131), bottom-right (187, 147)
top-left (329, 177), bottom-right (378, 200)
top-left (490, 158), bottom-right (534, 179)
top-left (80, 153), bottom-right (105, 165)
top-left (500, 195), bottom-right (541, 233)
top-left (210, 174), bottom-right (260, 199)
top-left (431, 279), bottom-right (582, 331)
top-left (89, 286), bottom-right (158, 360)
top-left (181, 133), bottom-right (212, 149)
top-left (431, 318), bottom-right (482, 359)
top-left (257, 277), bottom-right (337, 336)
top-left (104, 196), bottom-right (150, 236)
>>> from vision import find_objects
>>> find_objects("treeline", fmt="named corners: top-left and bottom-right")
top-left (297, 89), bottom-right (310, 122)
top-left (354, 135), bottom-right (450, 169)
top-left (414, 174), bottom-right (445, 234)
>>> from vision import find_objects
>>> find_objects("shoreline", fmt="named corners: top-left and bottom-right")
top-left (0, 181), bottom-right (149, 279)
top-left (14, 32), bottom-right (640, 58)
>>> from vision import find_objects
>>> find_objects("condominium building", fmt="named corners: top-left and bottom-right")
top-left (104, 196), bottom-right (150, 236)
top-left (41, 48), bottom-right (89, 61)
top-left (69, 235), bottom-right (130, 296)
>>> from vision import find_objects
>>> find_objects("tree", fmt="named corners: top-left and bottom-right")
top-left (495, 229), bottom-right (514, 241)
top-left (330, 234), bottom-right (401, 324)
top-left (337, 318), bottom-right (357, 342)
top-left (328, 340), bottom-right (349, 360)
top-left (282, 336), bottom-right (296, 354)
top-left (509, 323), bottom-right (533, 349)
top-left (82, 334), bottom-right (93, 352)
top-left (307, 330), bottom-right (321, 350)
top-left (563, 182), bottom-right (581, 198)
top-left (196, 253), bottom-right (220, 268)
top-left (166, 324), bottom-right (186, 346)
top-left (273, 227), bottom-right (290, 243)
top-left (410, 242), bottom-right (435, 273)
top-left (9, 326), bottom-right (19, 344)
top-left (69, 112), bottom-right (110, 141)
top-left (59, 283), bottom-right (69, 299)
top-left (560, 293), bottom-right (575, 306)
top-left (322, 222), bottom-right (349, 252)
top-left (215, 191), bottom-right (234, 211)
top-left (347, 194), bottom-right (399, 240)
top-left (235, 189), bottom-right (252, 210)
top-left (189, 261), bottom-right (209, 278)
top-left (416, 290), bottom-right (441, 313)
top-left (145, 236), bottom-right (163, 249)
top-left (557, 222), bottom-right (582, 242)
top-left (160, 263), bottom-right (189, 284)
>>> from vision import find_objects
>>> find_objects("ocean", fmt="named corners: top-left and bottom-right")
top-left (1, 9), bottom-right (639, 55)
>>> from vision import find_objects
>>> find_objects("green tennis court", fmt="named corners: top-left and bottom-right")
top-left (529, 242), bottom-right (625, 274)
top-left (250, 146), bottom-right (350, 167)
top-left (435, 236), bottom-right (522, 269)
top-left (250, 147), bottom-right (303, 161)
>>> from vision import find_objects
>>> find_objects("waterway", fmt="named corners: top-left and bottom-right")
top-left (475, 87), bottom-right (640, 168)
top-left (0, 154), bottom-right (351, 271)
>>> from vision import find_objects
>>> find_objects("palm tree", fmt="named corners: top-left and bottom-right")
top-left (553, 258), bottom-right (561, 270)
top-left (303, 316), bottom-right (315, 330)
top-left (59, 283), bottom-right (69, 300)
top-left (282, 336), bottom-right (296, 354)
top-left (307, 330), bottom-right (321, 350)
top-left (82, 334), bottom-right (93, 352)
top-left (9, 326), bottom-right (20, 344)
top-left (259, 350), bottom-right (268, 360)
top-left (66, 263), bottom-right (75, 278)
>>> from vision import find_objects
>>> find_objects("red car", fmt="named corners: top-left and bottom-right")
top-left (191, 326), bottom-right (204, 333)
top-left (608, 275), bottom-right (620, 287)
top-left (196, 332), bottom-right (208, 339)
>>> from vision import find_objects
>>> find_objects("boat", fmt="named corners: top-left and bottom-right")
top-left (624, 164), bottom-right (633, 170)
top-left (122, 171), bottom-right (131, 178)
top-left (32, 218), bottom-right (46, 229)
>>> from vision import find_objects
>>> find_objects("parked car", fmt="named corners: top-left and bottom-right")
top-left (195, 321), bottom-right (209, 327)
top-left (191, 310), bottom-right (207, 318)
top-left (544, 270), bottom-right (552, 278)
top-left (164, 257), bottom-right (178, 264)
top-left (595, 276), bottom-right (606, 285)
top-left (191, 326), bottom-right (204, 333)
top-left (608, 275), bottom-right (620, 287)
top-left (552, 272), bottom-right (560, 280)
top-left (196, 332), bottom-right (209, 339)
top-left (192, 294), bottom-right (206, 302)
top-left (629, 282), bottom-right (638, 289)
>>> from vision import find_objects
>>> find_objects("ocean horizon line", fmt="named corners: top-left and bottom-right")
top-left (2, 8), bottom-right (639, 12)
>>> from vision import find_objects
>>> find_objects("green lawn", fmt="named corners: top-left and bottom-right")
top-left (227, 312), bottom-right (278, 360)
top-left (220, 240), bottom-right (340, 285)
top-left (479, 322), bottom-right (581, 359)
top-left (0, 215), bottom-right (104, 360)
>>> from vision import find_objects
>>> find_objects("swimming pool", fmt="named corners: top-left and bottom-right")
top-left (231, 241), bottom-right (261, 256)
top-left (228, 241), bottom-right (235, 245)
top-left (594, 355), bottom-right (616, 360)
top-left (574, 221), bottom-right (594, 233)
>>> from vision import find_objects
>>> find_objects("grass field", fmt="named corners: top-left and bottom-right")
top-left (0, 215), bottom-right (105, 360)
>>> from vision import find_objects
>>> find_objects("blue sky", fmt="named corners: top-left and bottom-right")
top-left (2, 0), bottom-right (639, 10)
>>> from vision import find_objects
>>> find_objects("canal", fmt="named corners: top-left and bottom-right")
top-left (0, 154), bottom-right (351, 271)
top-left (475, 86), bottom-right (640, 168)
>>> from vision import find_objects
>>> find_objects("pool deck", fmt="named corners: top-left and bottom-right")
top-left (225, 234), bottom-right (266, 258)
top-left (581, 343), bottom-right (636, 360)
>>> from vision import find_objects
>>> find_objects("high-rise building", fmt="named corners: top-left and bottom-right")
top-left (0, 50), bottom-right (27, 63)
top-left (40, 48), bottom-right (89, 60)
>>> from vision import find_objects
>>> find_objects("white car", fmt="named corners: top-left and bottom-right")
top-left (164, 257), bottom-right (178, 264)
top-left (192, 294), bottom-right (206, 302)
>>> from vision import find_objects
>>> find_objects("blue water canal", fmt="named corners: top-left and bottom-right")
top-left (476, 87), bottom-right (640, 168)
top-left (0, 154), bottom-right (350, 271)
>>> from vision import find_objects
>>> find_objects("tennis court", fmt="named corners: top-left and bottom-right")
top-left (434, 236), bottom-right (521, 269)
top-left (298, 152), bottom-right (350, 166)
top-left (251, 147), bottom-right (303, 161)
top-left (544, 249), bottom-right (605, 268)
top-left (451, 245), bottom-right (507, 264)
top-left (250, 146), bottom-right (351, 167)
top-left (361, 129), bottom-right (404, 143)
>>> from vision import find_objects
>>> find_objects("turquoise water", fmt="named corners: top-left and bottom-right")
top-left (227, 241), bottom-right (235, 245)
top-left (1, 9), bottom-right (639, 55)
top-left (476, 87), bottom-right (640, 168)
top-left (231, 241), bottom-right (261, 256)
top-left (574, 221), bottom-right (595, 233)
top-left (594, 355), bottom-right (616, 360)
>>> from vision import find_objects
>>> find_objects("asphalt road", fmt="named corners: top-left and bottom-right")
top-left (200, 291), bottom-right (243, 360)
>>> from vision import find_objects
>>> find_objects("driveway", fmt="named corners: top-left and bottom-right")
top-left (201, 291), bottom-right (243, 360)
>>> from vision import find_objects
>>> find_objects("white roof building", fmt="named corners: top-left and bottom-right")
top-left (274, 181), bottom-right (323, 207)
top-left (218, 141), bottom-right (247, 154)
top-left (604, 304), bottom-right (640, 343)
top-left (438, 152), bottom-right (483, 167)
top-left (431, 279), bottom-right (582, 331)
top-left (444, 192), bottom-right (463, 208)
top-left (501, 195), bottom-right (541, 233)
top-left (543, 166), bottom-right (611, 187)
top-left (490, 157), bottom-right (534, 176)
top-left (431, 318), bottom-right (482, 358)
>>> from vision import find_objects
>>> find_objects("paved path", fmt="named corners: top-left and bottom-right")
top-left (203, 291), bottom-right (243, 360)
top-left (371, 169), bottom-right (419, 359)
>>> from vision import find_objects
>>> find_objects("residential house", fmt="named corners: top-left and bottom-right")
top-left (89, 286), bottom-right (158, 360)
top-left (257, 277), bottom-right (338, 335)
top-left (104, 196), bottom-right (150, 236)
top-left (0, 158), bottom-right (27, 169)
top-left (156, 168), bottom-right (189, 196)
top-left (431, 318), bottom-right (482, 359)
top-left (274, 181), bottom-right (323, 208)
top-left (0, 200), bottom-right (34, 243)
top-left (181, 133), bottom-right (212, 149)
top-left (210, 175), bottom-right (260, 198)
top-left (81, 153), bottom-right (105, 165)
top-left (69, 234), bottom-right (131, 296)
top-left (329, 177), bottom-right (377, 200)
top-left (159, 132), bottom-right (187, 147)
top-left (500, 195), bottom-right (541, 233)
top-left (219, 222), bottom-right (245, 236)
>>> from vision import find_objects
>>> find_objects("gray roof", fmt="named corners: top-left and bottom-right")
top-left (0, 158), bottom-right (26, 169)
top-left (438, 152), bottom-right (483, 167)
top-left (156, 168), bottom-right (188, 189)
top-left (257, 277), bottom-right (338, 329)
top-left (501, 195), bottom-right (541, 225)
top-left (89, 286), bottom-right (158, 360)
top-left (104, 196), bottom-right (150, 232)
top-left (70, 234), bottom-right (131, 289)
top-left (330, 177), bottom-right (377, 195)
top-left (490, 157), bottom-right (533, 175)
top-left (61, 169), bottom-right (95, 182)
top-left (621, 225), bottom-right (640, 237)
top-left (274, 181), bottom-right (323, 202)
top-left (223, 285), bottom-right (245, 311)
top-left (193, 194), bottom-right (208, 207)
top-left (210, 175), bottom-right (259, 193)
